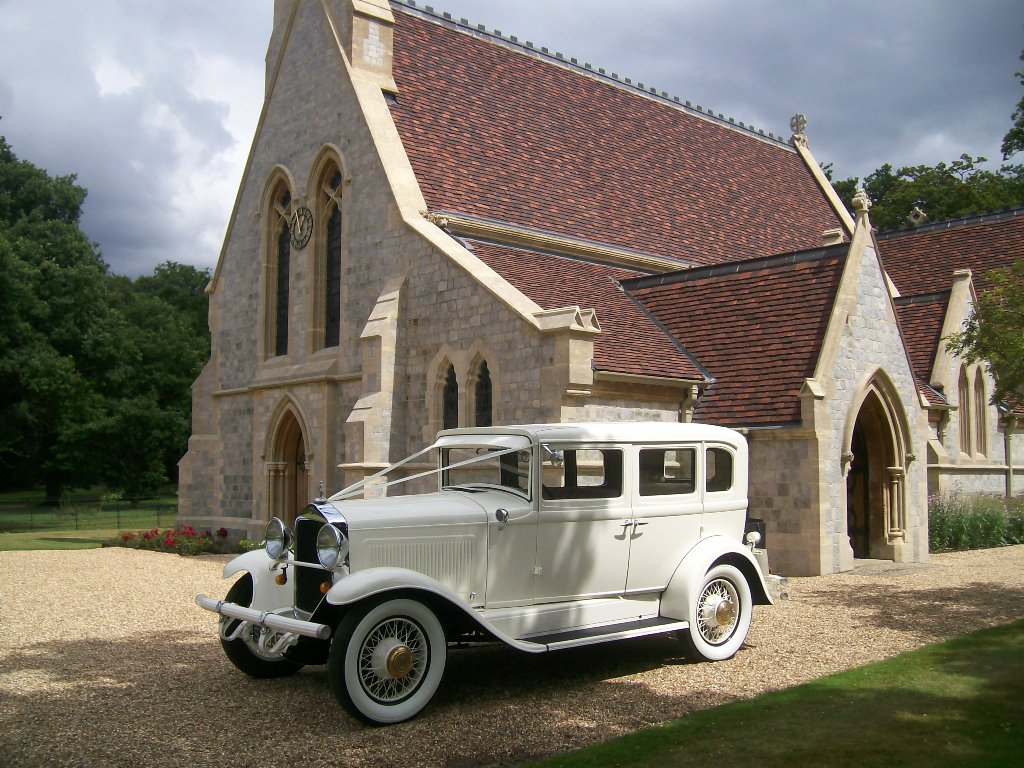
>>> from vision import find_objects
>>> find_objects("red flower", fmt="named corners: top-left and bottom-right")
top-left (181, 525), bottom-right (196, 536)
top-left (121, 533), bottom-right (134, 542)
top-left (216, 527), bottom-right (228, 538)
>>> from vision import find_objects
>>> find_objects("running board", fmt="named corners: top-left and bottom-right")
top-left (518, 616), bottom-right (689, 651)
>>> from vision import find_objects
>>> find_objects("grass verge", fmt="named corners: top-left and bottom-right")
top-left (0, 529), bottom-right (124, 551)
top-left (527, 620), bottom-right (1024, 768)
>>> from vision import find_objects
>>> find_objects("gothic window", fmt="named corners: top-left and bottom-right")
top-left (273, 189), bottom-right (291, 357)
top-left (974, 373), bottom-right (987, 456)
top-left (958, 367), bottom-right (972, 455)
top-left (323, 169), bottom-right (343, 348)
top-left (475, 361), bottom-right (493, 427)
top-left (443, 365), bottom-right (458, 430)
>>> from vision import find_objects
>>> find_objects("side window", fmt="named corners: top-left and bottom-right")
top-left (542, 449), bottom-right (622, 500)
top-left (639, 448), bottom-right (696, 496)
top-left (705, 447), bottom-right (734, 493)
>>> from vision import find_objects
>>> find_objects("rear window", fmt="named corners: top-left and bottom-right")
top-left (705, 447), bottom-right (734, 493)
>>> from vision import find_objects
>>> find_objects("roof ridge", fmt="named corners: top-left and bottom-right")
top-left (876, 205), bottom-right (1024, 239)
top-left (621, 243), bottom-right (847, 290)
top-left (391, 0), bottom-right (792, 149)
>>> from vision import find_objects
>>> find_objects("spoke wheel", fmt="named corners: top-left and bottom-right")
top-left (680, 564), bottom-right (752, 662)
top-left (329, 598), bottom-right (446, 724)
top-left (219, 574), bottom-right (303, 678)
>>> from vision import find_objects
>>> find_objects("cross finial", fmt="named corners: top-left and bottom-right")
top-left (790, 113), bottom-right (808, 146)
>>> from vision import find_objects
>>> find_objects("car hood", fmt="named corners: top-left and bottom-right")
top-left (327, 490), bottom-right (489, 531)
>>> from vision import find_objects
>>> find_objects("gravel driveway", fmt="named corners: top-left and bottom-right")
top-left (2, 545), bottom-right (1023, 768)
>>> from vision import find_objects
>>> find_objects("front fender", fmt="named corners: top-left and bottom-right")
top-left (660, 536), bottom-right (772, 621)
top-left (221, 548), bottom-right (293, 612)
top-left (326, 567), bottom-right (545, 653)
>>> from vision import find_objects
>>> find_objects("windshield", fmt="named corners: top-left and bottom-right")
top-left (441, 446), bottom-right (532, 498)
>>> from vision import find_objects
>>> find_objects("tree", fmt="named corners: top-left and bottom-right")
top-left (831, 155), bottom-right (1024, 231)
top-left (1002, 50), bottom-right (1024, 160)
top-left (0, 133), bottom-right (211, 499)
top-left (946, 258), bottom-right (1024, 405)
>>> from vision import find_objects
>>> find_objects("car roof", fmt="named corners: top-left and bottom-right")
top-left (437, 422), bottom-right (745, 447)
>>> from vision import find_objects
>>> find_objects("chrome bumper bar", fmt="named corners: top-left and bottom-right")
top-left (195, 594), bottom-right (332, 640)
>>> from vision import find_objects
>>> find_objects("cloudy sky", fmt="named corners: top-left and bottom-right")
top-left (1, 0), bottom-right (1021, 277)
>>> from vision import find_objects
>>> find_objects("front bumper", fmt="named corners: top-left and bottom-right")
top-left (195, 595), bottom-right (332, 640)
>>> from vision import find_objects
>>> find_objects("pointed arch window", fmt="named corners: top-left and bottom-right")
top-left (273, 189), bottom-right (291, 357)
top-left (323, 169), bottom-right (343, 348)
top-left (475, 361), bottom-right (493, 427)
top-left (443, 365), bottom-right (459, 430)
top-left (974, 373), bottom-right (987, 456)
top-left (958, 367), bottom-right (972, 455)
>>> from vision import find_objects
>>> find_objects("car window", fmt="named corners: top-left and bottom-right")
top-left (442, 447), bottom-right (530, 496)
top-left (705, 447), bottom-right (734, 493)
top-left (639, 448), bottom-right (696, 496)
top-left (542, 448), bottom-right (623, 500)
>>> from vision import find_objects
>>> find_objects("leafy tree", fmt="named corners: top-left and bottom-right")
top-left (947, 257), bottom-right (1024, 404)
top-left (832, 155), bottom-right (1024, 231)
top-left (0, 133), bottom-right (211, 499)
top-left (1002, 50), bottom-right (1024, 160)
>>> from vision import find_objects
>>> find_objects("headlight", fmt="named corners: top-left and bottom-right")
top-left (264, 517), bottom-right (292, 560)
top-left (316, 523), bottom-right (348, 569)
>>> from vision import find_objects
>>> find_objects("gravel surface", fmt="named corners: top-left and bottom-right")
top-left (2, 545), bottom-right (1023, 768)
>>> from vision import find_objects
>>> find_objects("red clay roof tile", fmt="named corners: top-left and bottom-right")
top-left (390, 6), bottom-right (843, 266)
top-left (623, 249), bottom-right (847, 426)
top-left (893, 293), bottom-right (949, 383)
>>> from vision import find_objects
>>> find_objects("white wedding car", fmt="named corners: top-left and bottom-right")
top-left (197, 423), bottom-right (778, 724)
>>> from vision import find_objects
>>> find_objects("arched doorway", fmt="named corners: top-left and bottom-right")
top-left (268, 409), bottom-right (309, 525)
top-left (844, 380), bottom-right (909, 561)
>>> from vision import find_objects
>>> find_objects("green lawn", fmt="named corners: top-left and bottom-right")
top-left (527, 620), bottom-right (1024, 768)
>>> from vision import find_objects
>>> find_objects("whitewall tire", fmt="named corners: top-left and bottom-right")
top-left (680, 563), bottom-right (752, 662)
top-left (328, 597), bottom-right (447, 724)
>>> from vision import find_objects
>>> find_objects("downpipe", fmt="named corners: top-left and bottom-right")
top-left (195, 594), bottom-right (332, 640)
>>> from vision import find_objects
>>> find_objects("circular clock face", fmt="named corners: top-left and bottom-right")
top-left (290, 206), bottom-right (313, 249)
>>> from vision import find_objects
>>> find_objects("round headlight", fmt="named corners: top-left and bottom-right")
top-left (264, 517), bottom-right (291, 560)
top-left (316, 523), bottom-right (348, 570)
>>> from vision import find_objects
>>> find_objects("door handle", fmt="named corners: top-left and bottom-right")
top-left (632, 520), bottom-right (649, 530)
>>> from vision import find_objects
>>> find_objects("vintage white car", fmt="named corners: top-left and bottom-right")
top-left (197, 422), bottom-right (780, 724)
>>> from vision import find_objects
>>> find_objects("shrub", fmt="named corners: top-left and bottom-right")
top-left (107, 524), bottom-right (238, 556)
top-left (929, 493), bottom-right (1023, 552)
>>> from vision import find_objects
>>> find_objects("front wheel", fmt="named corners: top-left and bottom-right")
top-left (328, 597), bottom-right (447, 724)
top-left (679, 563), bottom-right (752, 662)
top-left (219, 574), bottom-right (304, 678)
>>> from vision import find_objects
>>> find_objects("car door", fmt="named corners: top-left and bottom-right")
top-left (625, 445), bottom-right (703, 593)
top-left (534, 446), bottom-right (631, 602)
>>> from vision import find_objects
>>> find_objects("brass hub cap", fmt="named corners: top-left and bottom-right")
top-left (386, 645), bottom-right (415, 678)
top-left (714, 598), bottom-right (736, 627)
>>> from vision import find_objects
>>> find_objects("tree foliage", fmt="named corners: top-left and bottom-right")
top-left (832, 155), bottom-right (1024, 231)
top-left (1002, 50), bottom-right (1024, 160)
top-left (946, 257), bottom-right (1024, 405)
top-left (0, 134), bottom-right (210, 500)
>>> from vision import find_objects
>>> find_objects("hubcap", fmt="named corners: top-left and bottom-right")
top-left (386, 645), bottom-right (415, 678)
top-left (696, 578), bottom-right (739, 644)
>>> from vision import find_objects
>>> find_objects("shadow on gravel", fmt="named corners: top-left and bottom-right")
top-left (0, 629), bottom-right (740, 768)
top-left (803, 580), bottom-right (1024, 643)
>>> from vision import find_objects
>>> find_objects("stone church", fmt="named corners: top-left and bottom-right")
top-left (178, 0), bottom-right (1023, 575)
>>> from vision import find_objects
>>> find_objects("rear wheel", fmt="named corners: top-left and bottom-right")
top-left (328, 597), bottom-right (447, 724)
top-left (679, 563), bottom-right (752, 662)
top-left (219, 574), bottom-right (304, 678)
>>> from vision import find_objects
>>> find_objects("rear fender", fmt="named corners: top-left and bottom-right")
top-left (660, 536), bottom-right (772, 621)
top-left (222, 549), bottom-right (293, 612)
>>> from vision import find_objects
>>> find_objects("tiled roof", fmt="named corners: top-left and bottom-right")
top-left (468, 239), bottom-right (705, 381)
top-left (389, 4), bottom-right (843, 266)
top-left (893, 292), bottom-right (950, 383)
top-left (878, 209), bottom-right (1024, 296)
top-left (623, 248), bottom-right (847, 426)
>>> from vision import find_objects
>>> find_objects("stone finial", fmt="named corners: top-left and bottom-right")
top-left (790, 113), bottom-right (808, 146)
top-left (851, 187), bottom-right (872, 224)
top-left (908, 206), bottom-right (927, 226)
